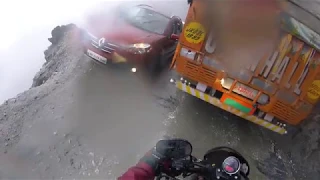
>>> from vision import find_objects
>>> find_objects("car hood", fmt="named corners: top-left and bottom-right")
top-left (86, 18), bottom-right (164, 45)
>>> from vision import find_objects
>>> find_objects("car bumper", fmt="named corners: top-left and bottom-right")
top-left (81, 31), bottom-right (148, 66)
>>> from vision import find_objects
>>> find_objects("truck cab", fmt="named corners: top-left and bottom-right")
top-left (171, 0), bottom-right (320, 134)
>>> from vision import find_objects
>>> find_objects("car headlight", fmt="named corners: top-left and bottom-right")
top-left (127, 43), bottom-right (151, 54)
top-left (257, 93), bottom-right (270, 105)
top-left (130, 43), bottom-right (150, 49)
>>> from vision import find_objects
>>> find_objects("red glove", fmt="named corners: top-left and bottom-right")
top-left (118, 147), bottom-right (169, 180)
top-left (139, 147), bottom-right (167, 175)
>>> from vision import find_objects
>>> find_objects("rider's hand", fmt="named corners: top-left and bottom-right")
top-left (139, 147), bottom-right (168, 175)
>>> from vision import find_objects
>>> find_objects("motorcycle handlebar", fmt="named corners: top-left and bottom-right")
top-left (187, 162), bottom-right (208, 173)
top-left (168, 159), bottom-right (211, 177)
top-left (163, 159), bottom-right (249, 180)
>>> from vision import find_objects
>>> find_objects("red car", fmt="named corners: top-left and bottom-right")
top-left (82, 4), bottom-right (183, 72)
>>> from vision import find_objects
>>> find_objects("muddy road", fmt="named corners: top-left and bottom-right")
top-left (0, 25), bottom-right (294, 180)
top-left (0, 21), bottom-right (319, 179)
top-left (1, 1), bottom-right (320, 180)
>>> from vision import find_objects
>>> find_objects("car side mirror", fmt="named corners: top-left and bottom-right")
top-left (170, 34), bottom-right (179, 41)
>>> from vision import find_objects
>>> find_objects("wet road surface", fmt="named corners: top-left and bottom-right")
top-left (1, 1), bottom-right (320, 179)
top-left (0, 53), bottom-right (281, 179)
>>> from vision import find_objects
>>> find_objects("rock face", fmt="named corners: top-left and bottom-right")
top-left (0, 24), bottom-right (83, 154)
top-left (32, 24), bottom-right (78, 87)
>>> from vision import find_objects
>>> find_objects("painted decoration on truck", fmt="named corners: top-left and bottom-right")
top-left (281, 13), bottom-right (320, 51)
top-left (301, 45), bottom-right (313, 64)
top-left (290, 38), bottom-right (302, 55)
top-left (311, 52), bottom-right (320, 69)
top-left (306, 52), bottom-right (320, 103)
top-left (307, 80), bottom-right (320, 100)
top-left (271, 34), bottom-right (293, 75)
top-left (183, 22), bottom-right (206, 44)
top-left (245, 34), bottom-right (315, 99)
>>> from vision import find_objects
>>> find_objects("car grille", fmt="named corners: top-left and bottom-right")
top-left (91, 40), bottom-right (116, 53)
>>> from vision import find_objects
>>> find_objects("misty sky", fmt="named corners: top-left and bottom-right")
top-left (2, 0), bottom-right (318, 103)
top-left (0, 0), bottom-right (188, 103)
top-left (0, 0), bottom-right (107, 103)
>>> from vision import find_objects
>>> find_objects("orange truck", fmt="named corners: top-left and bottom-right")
top-left (170, 0), bottom-right (320, 134)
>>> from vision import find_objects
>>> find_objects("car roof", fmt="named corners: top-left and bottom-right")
top-left (130, 4), bottom-right (171, 19)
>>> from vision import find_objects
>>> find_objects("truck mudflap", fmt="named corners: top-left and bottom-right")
top-left (176, 81), bottom-right (287, 135)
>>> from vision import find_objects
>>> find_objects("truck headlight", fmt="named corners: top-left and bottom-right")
top-left (257, 93), bottom-right (270, 105)
top-left (180, 48), bottom-right (196, 60)
top-left (127, 43), bottom-right (151, 54)
top-left (221, 78), bottom-right (234, 89)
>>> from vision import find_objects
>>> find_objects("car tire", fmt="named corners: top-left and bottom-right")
top-left (147, 55), bottom-right (162, 75)
top-left (159, 54), bottom-right (169, 69)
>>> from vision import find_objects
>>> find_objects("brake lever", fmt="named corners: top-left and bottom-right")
top-left (193, 161), bottom-right (207, 168)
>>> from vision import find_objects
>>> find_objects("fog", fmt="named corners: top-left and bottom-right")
top-left (2, 0), bottom-right (320, 104)
top-left (0, 0), bottom-right (188, 103)
top-left (0, 0), bottom-right (104, 103)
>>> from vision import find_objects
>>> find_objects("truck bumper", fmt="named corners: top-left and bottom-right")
top-left (175, 81), bottom-right (287, 135)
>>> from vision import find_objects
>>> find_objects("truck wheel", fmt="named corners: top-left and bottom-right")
top-left (285, 124), bottom-right (302, 139)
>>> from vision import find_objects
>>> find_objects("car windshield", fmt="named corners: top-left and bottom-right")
top-left (121, 6), bottom-right (170, 35)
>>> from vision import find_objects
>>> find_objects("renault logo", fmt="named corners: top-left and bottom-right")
top-left (98, 38), bottom-right (105, 47)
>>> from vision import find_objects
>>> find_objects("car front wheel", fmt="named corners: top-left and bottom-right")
top-left (146, 55), bottom-right (161, 75)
